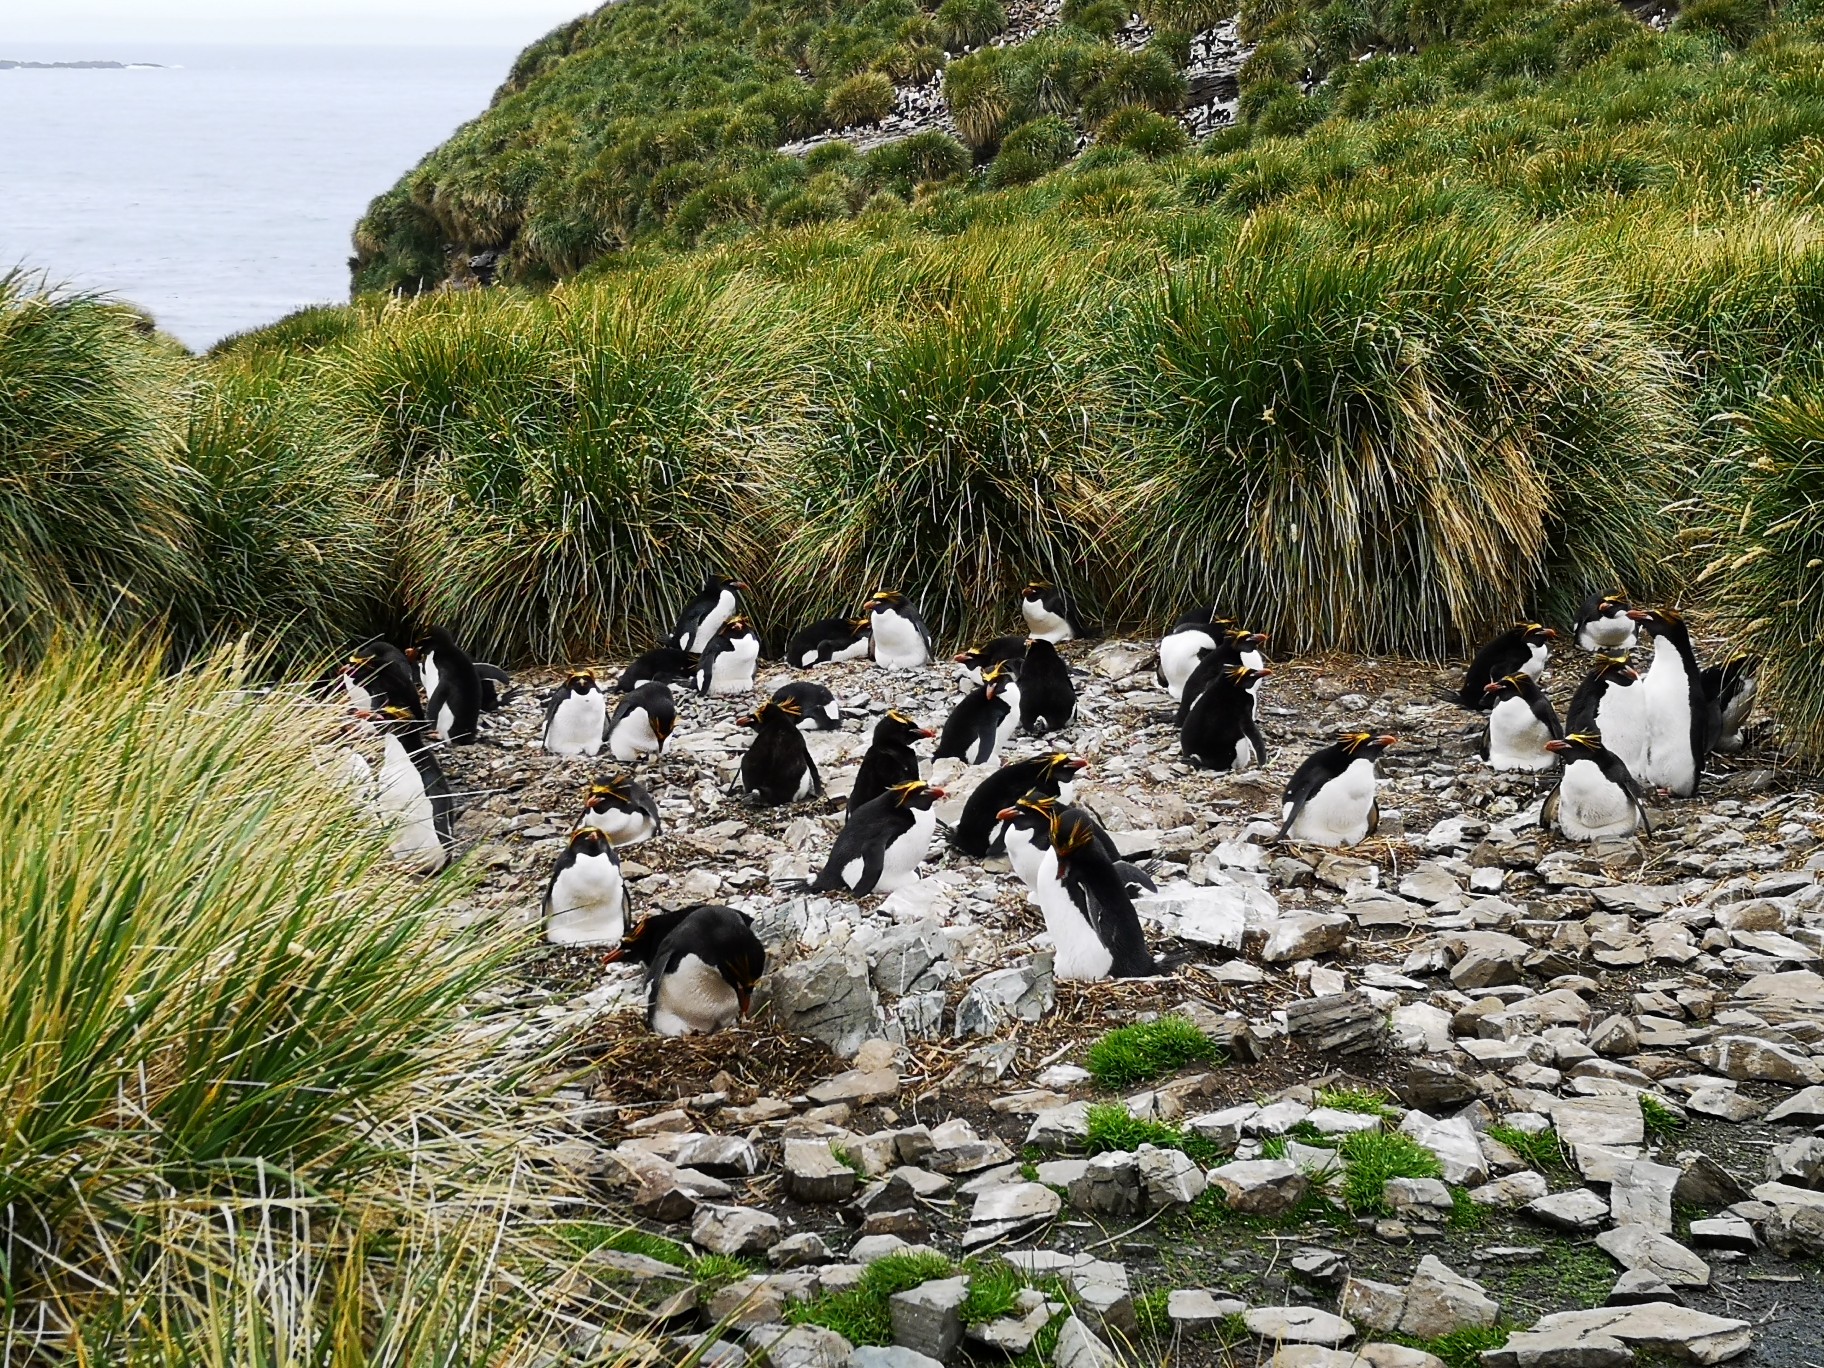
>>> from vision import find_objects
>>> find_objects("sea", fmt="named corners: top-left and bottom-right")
top-left (0, 43), bottom-right (519, 352)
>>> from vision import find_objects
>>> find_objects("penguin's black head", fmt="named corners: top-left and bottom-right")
top-left (702, 575), bottom-right (748, 595)
top-left (1340, 732), bottom-right (1399, 758)
top-left (567, 827), bottom-right (616, 858)
top-left (1222, 626), bottom-right (1269, 650)
top-left (1047, 810), bottom-right (1100, 863)
top-left (890, 780), bottom-right (945, 807)
top-left (1225, 664), bottom-right (1271, 687)
top-left (1546, 732), bottom-right (1603, 757)
top-left (1484, 672), bottom-right (1532, 698)
top-left (1597, 592), bottom-right (1630, 618)
top-left (722, 616), bottom-right (756, 640)
top-left (1591, 654), bottom-right (1639, 684)
top-left (850, 616), bottom-right (873, 634)
top-left (1626, 606), bottom-right (1685, 639)
top-left (1022, 581), bottom-right (1052, 602)
top-left (720, 936), bottom-right (766, 1018)
top-left (981, 662), bottom-right (1017, 699)
top-left (584, 774), bottom-right (631, 811)
top-left (997, 792), bottom-right (1059, 827)
top-left (1039, 752), bottom-right (1089, 780)
top-left (882, 709), bottom-right (936, 741)
top-left (565, 670), bottom-right (597, 694)
top-left (866, 590), bottom-right (906, 612)
top-left (1522, 623), bottom-right (1558, 646)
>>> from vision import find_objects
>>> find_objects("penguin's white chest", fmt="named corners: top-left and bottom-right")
top-left (1486, 697), bottom-right (1555, 771)
top-left (1159, 629), bottom-right (1215, 701)
top-left (1557, 759), bottom-right (1639, 840)
top-left (580, 805), bottom-right (656, 846)
top-left (1578, 617), bottom-right (1636, 652)
top-left (686, 591), bottom-right (737, 653)
top-left (608, 707), bottom-right (664, 762)
top-left (1639, 642), bottom-right (1697, 794)
top-left (1035, 852), bottom-right (1114, 981)
top-left (1595, 682), bottom-right (1648, 782)
top-left (375, 737), bottom-right (444, 871)
top-left (1022, 600), bottom-right (1073, 643)
top-left (982, 685), bottom-right (1020, 762)
top-left (1007, 826), bottom-right (1047, 890)
top-left (872, 610), bottom-right (928, 669)
top-left (1286, 758), bottom-right (1378, 847)
top-left (1521, 642), bottom-right (1549, 679)
top-left (545, 693), bottom-right (605, 756)
top-left (650, 954), bottom-right (741, 1036)
top-left (341, 674), bottom-right (376, 712)
top-left (702, 637), bottom-right (759, 695)
top-left (545, 852), bottom-right (624, 945)
top-left (420, 652), bottom-right (443, 701)
top-left (876, 805), bottom-right (937, 892)
top-left (1231, 732), bottom-right (1258, 773)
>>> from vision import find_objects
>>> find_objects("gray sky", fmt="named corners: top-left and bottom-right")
top-left (3, 1), bottom-right (591, 47)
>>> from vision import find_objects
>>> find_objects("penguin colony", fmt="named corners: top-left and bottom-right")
top-left (325, 577), bottom-right (1759, 1039)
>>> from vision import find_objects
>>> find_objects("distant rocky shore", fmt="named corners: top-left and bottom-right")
top-left (0, 60), bottom-right (163, 70)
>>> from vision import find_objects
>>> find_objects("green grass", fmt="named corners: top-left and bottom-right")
top-left (1084, 1015), bottom-right (1224, 1089)
top-left (554, 1223), bottom-right (692, 1266)
top-left (959, 1259), bottom-right (1026, 1325)
top-left (1488, 1124), bottom-right (1570, 1173)
top-left (1083, 1102), bottom-right (1225, 1167)
top-left (1167, 1182), bottom-right (1351, 1234)
top-left (1337, 1130), bottom-right (1446, 1215)
top-left (1447, 1184), bottom-right (1488, 1232)
top-left (1639, 1093), bottom-right (1687, 1144)
top-left (1382, 1325), bottom-right (1513, 1368)
top-left (689, 1252), bottom-right (759, 1294)
top-left (787, 1250), bottom-right (957, 1344)
top-left (1313, 1085), bottom-right (1396, 1117)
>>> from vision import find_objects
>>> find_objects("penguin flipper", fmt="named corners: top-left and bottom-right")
top-left (806, 751), bottom-right (824, 798)
top-left (1365, 799), bottom-right (1380, 839)
top-left (1539, 785), bottom-right (1561, 833)
top-left (1242, 718), bottom-right (1270, 768)
top-left (853, 845), bottom-right (886, 896)
top-left (1477, 724), bottom-right (1491, 763)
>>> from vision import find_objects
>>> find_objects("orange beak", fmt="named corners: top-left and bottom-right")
top-left (736, 985), bottom-right (753, 1017)
top-left (927, 786), bottom-right (947, 798)
top-left (1377, 734), bottom-right (1399, 747)
top-left (601, 946), bottom-right (626, 964)
top-left (996, 806), bottom-right (1021, 821)
top-left (918, 726), bottom-right (936, 738)
top-left (1544, 740), bottom-right (1570, 753)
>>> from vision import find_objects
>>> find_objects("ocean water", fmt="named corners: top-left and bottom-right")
top-left (0, 43), bottom-right (516, 351)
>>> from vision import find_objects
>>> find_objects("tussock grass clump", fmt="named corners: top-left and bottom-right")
top-left (1313, 1085), bottom-right (1396, 1117)
top-left (1085, 1015), bottom-right (1223, 1088)
top-left (788, 1250), bottom-right (957, 1344)
top-left (777, 263), bottom-right (1114, 643)
top-left (1336, 1130), bottom-right (1444, 1213)
top-left (1118, 228), bottom-right (1684, 654)
top-left (1084, 1102), bottom-right (1225, 1166)
top-left (1704, 387), bottom-right (1824, 762)
top-left (1488, 1123), bottom-right (1568, 1173)
top-left (0, 273), bottom-right (195, 662)
top-left (1639, 1092), bottom-right (1687, 1142)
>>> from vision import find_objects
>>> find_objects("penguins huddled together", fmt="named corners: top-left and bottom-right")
top-left (319, 575), bottom-right (1760, 1042)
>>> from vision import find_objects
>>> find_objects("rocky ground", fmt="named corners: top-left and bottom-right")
top-left (435, 629), bottom-right (1824, 1368)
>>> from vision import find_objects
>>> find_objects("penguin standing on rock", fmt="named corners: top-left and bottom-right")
top-left (1574, 592), bottom-right (1637, 653)
top-left (543, 827), bottom-right (626, 945)
top-left (543, 672), bottom-right (607, 757)
top-left (343, 640), bottom-right (421, 718)
top-left (736, 698), bottom-right (823, 805)
top-left (1455, 623), bottom-right (1556, 709)
top-left (669, 576), bottom-right (747, 653)
top-left (952, 752), bottom-right (1087, 857)
top-left (1480, 673), bottom-right (1563, 772)
top-left (695, 617), bottom-right (760, 696)
top-left (1702, 654), bottom-right (1759, 753)
top-left (1021, 582), bottom-right (1090, 643)
top-left (617, 647), bottom-right (697, 691)
top-left (1627, 607), bottom-right (1717, 797)
top-left (785, 617), bottom-right (872, 668)
top-left (1276, 733), bottom-right (1397, 847)
top-left (1033, 812), bottom-right (1158, 981)
top-left (866, 590), bottom-right (933, 669)
top-left (996, 795), bottom-right (1155, 897)
top-left (577, 774), bottom-right (662, 847)
top-left (604, 905), bottom-right (766, 1037)
top-left (1156, 612), bottom-right (1231, 702)
top-left (607, 683), bottom-right (676, 763)
top-left (849, 710), bottom-right (934, 815)
top-left (935, 662), bottom-right (1020, 765)
top-left (1542, 733), bottom-right (1652, 841)
top-left (370, 706), bottom-right (454, 872)
top-left (417, 626), bottom-right (484, 744)
top-left (955, 637), bottom-right (1027, 685)
top-left (804, 781), bottom-right (945, 895)
top-left (1180, 664), bottom-right (1270, 772)
top-left (1018, 637), bottom-right (1077, 734)
top-left (771, 681), bottom-right (842, 730)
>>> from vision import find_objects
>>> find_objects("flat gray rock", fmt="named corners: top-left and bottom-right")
top-left (1242, 1304), bottom-right (1355, 1345)
top-left (1596, 1223), bottom-right (1712, 1288)
top-left (1525, 1188), bottom-right (1611, 1233)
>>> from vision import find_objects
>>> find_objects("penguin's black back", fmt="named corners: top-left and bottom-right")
top-left (1459, 626), bottom-right (1534, 709)
top-left (934, 685), bottom-right (1007, 762)
top-left (618, 647), bottom-right (697, 691)
top-left (669, 577), bottom-right (734, 651)
top-left (351, 638), bottom-right (422, 717)
top-left (812, 789), bottom-right (922, 893)
top-left (1180, 670), bottom-right (1266, 771)
top-left (740, 706), bottom-right (821, 805)
top-left (612, 682), bottom-right (676, 732)
top-left (1174, 641), bottom-right (1245, 726)
top-left (1018, 639), bottom-right (1077, 734)
top-left (957, 637), bottom-right (1027, 677)
top-left (786, 617), bottom-right (865, 667)
top-left (772, 680), bottom-right (838, 728)
top-left (850, 717), bottom-right (924, 815)
top-left (954, 756), bottom-right (1065, 856)
top-left (423, 627), bottom-right (483, 744)
top-left (1059, 840), bottom-right (1157, 978)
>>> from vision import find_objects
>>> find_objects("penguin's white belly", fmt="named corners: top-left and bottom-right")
top-left (830, 637), bottom-right (872, 663)
top-left (875, 806), bottom-right (937, 892)
top-left (1023, 603), bottom-right (1073, 643)
top-left (1639, 646), bottom-right (1697, 794)
top-left (436, 700), bottom-right (456, 737)
top-left (704, 639), bottom-right (758, 696)
top-left (872, 612), bottom-right (928, 669)
top-left (1557, 760), bottom-right (1639, 840)
top-left (1286, 759), bottom-right (1377, 846)
top-left (650, 954), bottom-right (740, 1036)
top-left (686, 592), bottom-right (737, 653)
top-left (545, 857), bottom-right (624, 945)
top-left (420, 654), bottom-right (442, 700)
top-left (1007, 828), bottom-right (1046, 889)
top-left (608, 708), bottom-right (662, 762)
top-left (1595, 686), bottom-right (1649, 785)
top-left (1521, 643), bottom-right (1548, 680)
top-left (580, 807), bottom-right (655, 846)
top-left (1231, 733), bottom-right (1258, 773)
top-left (1035, 854), bottom-right (1114, 981)
top-left (982, 687), bottom-right (1020, 763)
top-left (341, 676), bottom-right (375, 712)
top-left (1578, 619), bottom-right (1636, 653)
top-left (1159, 630), bottom-right (1215, 700)
top-left (376, 745), bottom-right (443, 871)
top-left (1486, 699), bottom-right (1554, 771)
top-left (545, 696), bottom-right (605, 756)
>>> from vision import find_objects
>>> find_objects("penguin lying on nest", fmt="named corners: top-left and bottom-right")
top-left (1020, 581), bottom-right (1091, 643)
top-left (1033, 810), bottom-right (1158, 980)
top-left (669, 576), bottom-right (746, 653)
top-left (1453, 624), bottom-right (1556, 710)
top-left (849, 711), bottom-right (934, 815)
top-left (1573, 591), bottom-right (1636, 653)
top-left (1542, 733), bottom-right (1651, 842)
top-left (543, 671), bottom-right (607, 757)
top-left (736, 697), bottom-right (823, 806)
top-left (576, 773), bottom-right (661, 847)
top-left (771, 680), bottom-right (842, 730)
top-left (796, 780), bottom-right (945, 896)
top-left (866, 590), bottom-right (934, 669)
top-left (785, 616), bottom-right (872, 668)
top-left (695, 617), bottom-right (760, 696)
top-left (617, 647), bottom-right (697, 692)
top-left (1276, 733), bottom-right (1398, 847)
top-left (543, 827), bottom-right (626, 945)
top-left (1480, 673), bottom-right (1562, 772)
top-left (604, 905), bottom-right (766, 1037)
top-left (1180, 663), bottom-right (1269, 772)
top-left (608, 683), bottom-right (676, 762)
